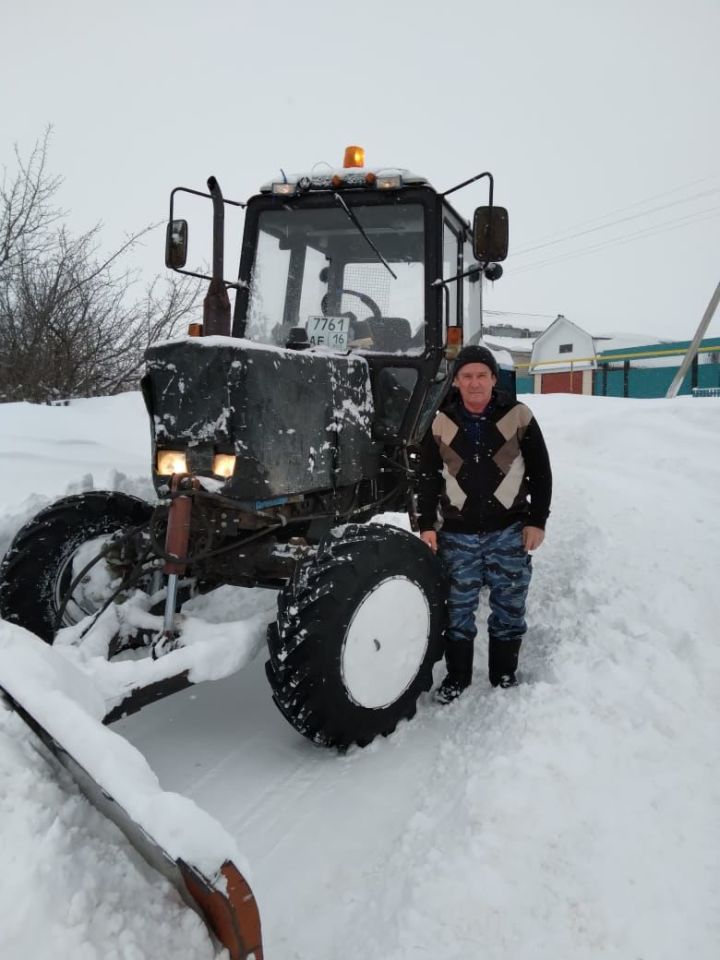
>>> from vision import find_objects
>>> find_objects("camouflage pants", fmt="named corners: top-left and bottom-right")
top-left (438, 523), bottom-right (532, 645)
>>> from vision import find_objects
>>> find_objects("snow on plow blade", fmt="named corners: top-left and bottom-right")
top-left (0, 622), bottom-right (263, 960)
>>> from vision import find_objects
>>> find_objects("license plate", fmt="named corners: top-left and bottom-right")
top-left (306, 315), bottom-right (349, 350)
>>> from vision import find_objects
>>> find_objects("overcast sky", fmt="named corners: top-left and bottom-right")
top-left (3, 0), bottom-right (719, 340)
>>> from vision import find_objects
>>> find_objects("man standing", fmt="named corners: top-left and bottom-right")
top-left (416, 345), bottom-right (552, 702)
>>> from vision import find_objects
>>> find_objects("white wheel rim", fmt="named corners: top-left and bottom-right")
top-left (341, 576), bottom-right (431, 709)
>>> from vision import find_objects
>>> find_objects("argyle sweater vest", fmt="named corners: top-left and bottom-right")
top-left (416, 389), bottom-right (552, 534)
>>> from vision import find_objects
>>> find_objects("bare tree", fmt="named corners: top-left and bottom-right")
top-left (0, 132), bottom-right (202, 403)
top-left (0, 128), bottom-right (62, 272)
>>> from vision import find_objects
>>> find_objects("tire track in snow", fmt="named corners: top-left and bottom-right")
top-left (329, 518), bottom-right (596, 960)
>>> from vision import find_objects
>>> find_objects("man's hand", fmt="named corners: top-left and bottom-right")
top-left (522, 526), bottom-right (545, 552)
top-left (420, 530), bottom-right (438, 554)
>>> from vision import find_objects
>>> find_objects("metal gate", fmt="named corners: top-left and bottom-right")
top-left (540, 371), bottom-right (583, 394)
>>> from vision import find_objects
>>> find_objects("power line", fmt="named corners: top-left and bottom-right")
top-left (511, 206), bottom-right (720, 276)
top-left (513, 172), bottom-right (720, 253)
top-left (513, 207), bottom-right (720, 274)
top-left (513, 186), bottom-right (720, 256)
top-left (484, 309), bottom-right (556, 319)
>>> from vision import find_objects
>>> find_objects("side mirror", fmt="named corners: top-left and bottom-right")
top-left (165, 219), bottom-right (188, 269)
top-left (472, 206), bottom-right (509, 263)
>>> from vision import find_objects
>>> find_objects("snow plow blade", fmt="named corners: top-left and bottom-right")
top-left (0, 622), bottom-right (263, 960)
top-left (102, 668), bottom-right (194, 723)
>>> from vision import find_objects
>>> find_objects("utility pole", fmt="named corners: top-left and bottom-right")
top-left (666, 281), bottom-right (720, 399)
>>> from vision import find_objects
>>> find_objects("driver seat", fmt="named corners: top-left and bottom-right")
top-left (367, 316), bottom-right (412, 353)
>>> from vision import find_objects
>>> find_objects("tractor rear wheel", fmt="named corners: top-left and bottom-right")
top-left (0, 491), bottom-right (153, 643)
top-left (265, 523), bottom-right (445, 749)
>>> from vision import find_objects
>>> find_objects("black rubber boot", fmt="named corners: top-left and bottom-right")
top-left (435, 641), bottom-right (474, 704)
top-left (488, 636), bottom-right (522, 688)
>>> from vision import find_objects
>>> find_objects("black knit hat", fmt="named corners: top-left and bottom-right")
top-left (453, 345), bottom-right (499, 379)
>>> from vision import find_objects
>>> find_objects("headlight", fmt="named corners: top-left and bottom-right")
top-left (212, 454), bottom-right (236, 478)
top-left (156, 450), bottom-right (188, 476)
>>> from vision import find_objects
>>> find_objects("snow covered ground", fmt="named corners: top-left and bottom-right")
top-left (1, 390), bottom-right (719, 959)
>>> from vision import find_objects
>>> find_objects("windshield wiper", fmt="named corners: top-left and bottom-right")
top-left (332, 193), bottom-right (397, 280)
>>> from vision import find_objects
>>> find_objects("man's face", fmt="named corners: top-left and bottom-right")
top-left (453, 362), bottom-right (497, 411)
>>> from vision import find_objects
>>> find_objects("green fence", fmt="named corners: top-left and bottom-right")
top-left (594, 338), bottom-right (720, 399)
top-left (516, 374), bottom-right (534, 394)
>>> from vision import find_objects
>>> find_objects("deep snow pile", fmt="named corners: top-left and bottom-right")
top-left (0, 706), bottom-right (216, 960)
top-left (1, 391), bottom-right (719, 959)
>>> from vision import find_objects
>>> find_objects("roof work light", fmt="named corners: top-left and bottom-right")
top-left (271, 181), bottom-right (296, 196)
top-left (376, 173), bottom-right (402, 190)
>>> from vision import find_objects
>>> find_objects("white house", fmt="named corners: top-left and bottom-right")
top-left (528, 315), bottom-right (596, 394)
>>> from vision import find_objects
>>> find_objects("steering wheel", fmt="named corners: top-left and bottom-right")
top-left (321, 288), bottom-right (382, 320)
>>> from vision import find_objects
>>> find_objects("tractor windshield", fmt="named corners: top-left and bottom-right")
top-left (245, 201), bottom-right (425, 354)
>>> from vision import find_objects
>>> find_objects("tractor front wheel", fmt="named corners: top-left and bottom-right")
top-left (0, 491), bottom-right (154, 643)
top-left (265, 523), bottom-right (445, 749)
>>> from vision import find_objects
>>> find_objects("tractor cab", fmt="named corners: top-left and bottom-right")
top-left (241, 174), bottom-right (429, 355)
top-left (165, 147), bottom-right (509, 447)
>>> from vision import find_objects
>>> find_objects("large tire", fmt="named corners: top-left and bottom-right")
top-left (0, 492), bottom-right (153, 643)
top-left (265, 523), bottom-right (445, 749)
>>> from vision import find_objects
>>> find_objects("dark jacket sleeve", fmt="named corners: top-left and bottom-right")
top-left (415, 422), bottom-right (444, 531)
top-left (521, 414), bottom-right (552, 529)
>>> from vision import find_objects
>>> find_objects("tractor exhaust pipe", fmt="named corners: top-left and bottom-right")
top-left (203, 176), bottom-right (231, 337)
